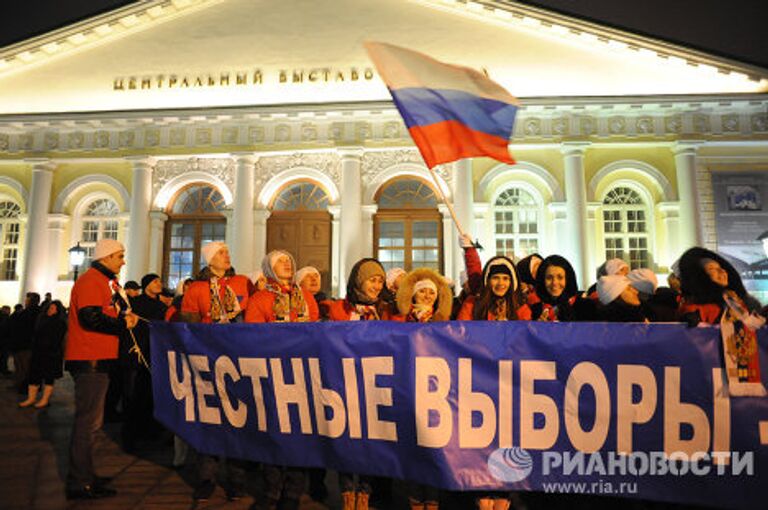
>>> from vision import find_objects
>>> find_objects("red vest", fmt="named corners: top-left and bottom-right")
top-left (65, 267), bottom-right (120, 361)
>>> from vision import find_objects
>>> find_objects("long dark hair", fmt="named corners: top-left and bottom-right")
top-left (473, 256), bottom-right (522, 320)
top-left (678, 247), bottom-right (746, 305)
top-left (534, 255), bottom-right (579, 306)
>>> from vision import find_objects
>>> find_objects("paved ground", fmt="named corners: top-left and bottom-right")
top-left (0, 372), bottom-right (335, 510)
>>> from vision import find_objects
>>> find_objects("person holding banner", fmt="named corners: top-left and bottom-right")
top-left (180, 241), bottom-right (252, 502)
top-left (393, 267), bottom-right (454, 510)
top-left (245, 250), bottom-right (318, 510)
top-left (457, 256), bottom-right (531, 321)
top-left (322, 257), bottom-right (392, 510)
top-left (64, 239), bottom-right (138, 500)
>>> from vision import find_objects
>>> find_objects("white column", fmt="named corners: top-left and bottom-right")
top-left (451, 159), bottom-right (474, 285)
top-left (253, 208), bottom-right (271, 272)
top-left (338, 147), bottom-right (364, 287)
top-left (328, 205), bottom-right (342, 297)
top-left (585, 202), bottom-right (600, 287)
top-left (561, 142), bottom-right (591, 287)
top-left (148, 211), bottom-right (168, 274)
top-left (224, 209), bottom-right (234, 247)
top-left (548, 202), bottom-right (568, 258)
top-left (20, 159), bottom-right (55, 298)
top-left (46, 214), bottom-right (70, 293)
top-left (125, 156), bottom-right (154, 281)
top-left (438, 204), bottom-right (455, 285)
top-left (361, 205), bottom-right (378, 260)
top-left (657, 202), bottom-right (680, 270)
top-left (230, 153), bottom-right (257, 275)
top-left (673, 141), bottom-right (705, 251)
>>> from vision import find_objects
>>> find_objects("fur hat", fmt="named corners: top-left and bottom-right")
top-left (201, 241), bottom-right (227, 265)
top-left (93, 239), bottom-right (124, 261)
top-left (396, 268), bottom-right (453, 321)
top-left (597, 275), bottom-right (631, 305)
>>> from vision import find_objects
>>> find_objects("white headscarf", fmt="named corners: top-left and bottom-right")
top-left (597, 275), bottom-right (631, 305)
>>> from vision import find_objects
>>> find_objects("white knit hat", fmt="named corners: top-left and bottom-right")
top-left (294, 266), bottom-right (320, 286)
top-left (201, 241), bottom-right (228, 265)
top-left (413, 278), bottom-right (438, 297)
top-left (386, 268), bottom-right (406, 290)
top-left (605, 258), bottom-right (629, 276)
top-left (597, 275), bottom-right (631, 305)
top-left (627, 268), bottom-right (658, 295)
top-left (93, 239), bottom-right (125, 261)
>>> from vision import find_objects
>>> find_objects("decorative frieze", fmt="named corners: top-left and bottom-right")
top-left (360, 149), bottom-right (448, 186)
top-left (254, 152), bottom-right (341, 189)
top-left (1, 98), bottom-right (766, 155)
top-left (152, 157), bottom-right (235, 199)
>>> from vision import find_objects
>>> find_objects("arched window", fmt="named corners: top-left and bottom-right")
top-left (272, 182), bottom-right (330, 211)
top-left (164, 184), bottom-right (227, 290)
top-left (79, 198), bottom-right (120, 272)
top-left (375, 178), bottom-right (441, 272)
top-left (602, 186), bottom-right (650, 268)
top-left (493, 186), bottom-right (540, 259)
top-left (0, 200), bottom-right (22, 280)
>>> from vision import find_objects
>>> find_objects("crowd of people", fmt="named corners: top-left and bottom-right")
top-left (3, 235), bottom-right (767, 510)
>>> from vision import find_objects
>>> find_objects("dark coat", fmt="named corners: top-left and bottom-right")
top-left (120, 293), bottom-right (167, 370)
top-left (9, 304), bottom-right (40, 352)
top-left (29, 304), bottom-right (67, 382)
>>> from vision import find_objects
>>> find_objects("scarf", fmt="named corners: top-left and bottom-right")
top-left (408, 303), bottom-right (434, 323)
top-left (350, 303), bottom-right (380, 321)
top-left (209, 276), bottom-right (241, 323)
top-left (265, 279), bottom-right (309, 323)
top-left (491, 299), bottom-right (508, 321)
top-left (719, 290), bottom-right (766, 396)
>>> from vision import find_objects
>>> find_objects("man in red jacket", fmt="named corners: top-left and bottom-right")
top-left (65, 239), bottom-right (138, 500)
top-left (180, 241), bottom-right (253, 502)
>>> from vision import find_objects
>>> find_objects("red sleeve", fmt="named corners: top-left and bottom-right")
top-left (679, 302), bottom-right (721, 325)
top-left (390, 314), bottom-right (406, 322)
top-left (464, 247), bottom-right (483, 294)
top-left (516, 304), bottom-right (532, 320)
top-left (181, 283), bottom-right (204, 315)
top-left (456, 296), bottom-right (475, 320)
top-left (244, 291), bottom-right (271, 323)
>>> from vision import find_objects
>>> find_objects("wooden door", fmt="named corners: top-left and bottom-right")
top-left (267, 211), bottom-right (332, 295)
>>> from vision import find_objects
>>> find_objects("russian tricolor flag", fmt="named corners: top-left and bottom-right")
top-left (365, 41), bottom-right (519, 169)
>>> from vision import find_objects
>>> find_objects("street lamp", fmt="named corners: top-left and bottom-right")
top-left (68, 242), bottom-right (86, 281)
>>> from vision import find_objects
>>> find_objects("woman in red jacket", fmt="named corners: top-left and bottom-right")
top-left (244, 250), bottom-right (317, 510)
top-left (322, 258), bottom-right (391, 510)
top-left (457, 256), bottom-right (531, 321)
top-left (245, 250), bottom-right (319, 323)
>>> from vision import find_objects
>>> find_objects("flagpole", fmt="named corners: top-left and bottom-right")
top-left (426, 163), bottom-right (468, 240)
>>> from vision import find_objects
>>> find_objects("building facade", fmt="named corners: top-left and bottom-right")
top-left (0, 0), bottom-right (767, 304)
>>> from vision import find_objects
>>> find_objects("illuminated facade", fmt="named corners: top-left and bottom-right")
top-left (0, 0), bottom-right (766, 304)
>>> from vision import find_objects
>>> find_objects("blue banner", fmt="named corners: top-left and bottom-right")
top-left (150, 321), bottom-right (768, 509)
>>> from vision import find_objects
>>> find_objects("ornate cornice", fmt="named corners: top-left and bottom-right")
top-left (152, 157), bottom-right (234, 199)
top-left (0, 96), bottom-right (766, 157)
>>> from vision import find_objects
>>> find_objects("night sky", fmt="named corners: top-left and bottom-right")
top-left (1, 0), bottom-right (767, 69)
